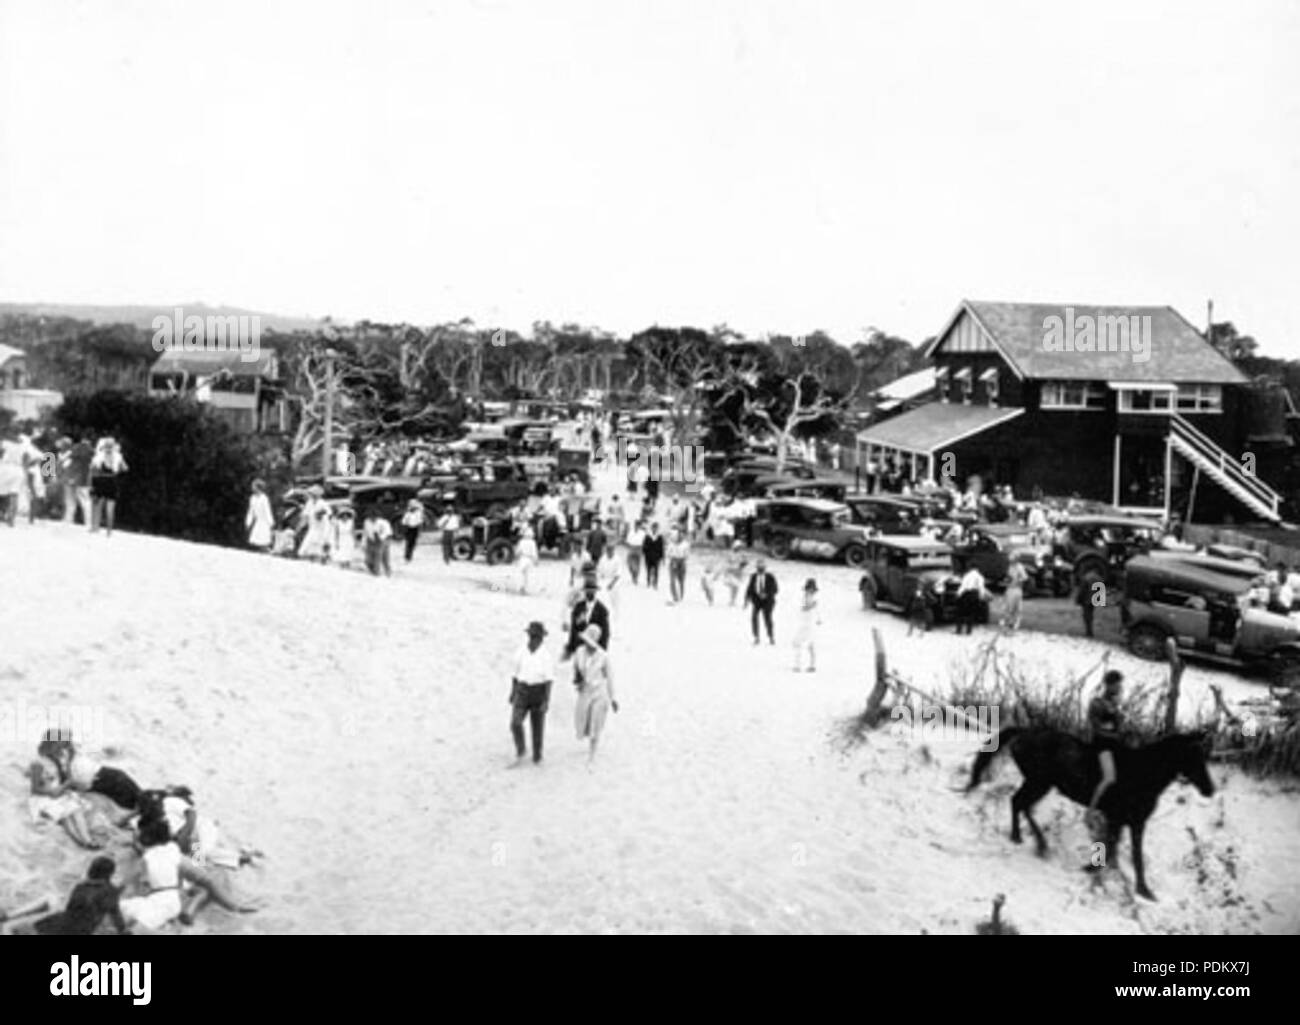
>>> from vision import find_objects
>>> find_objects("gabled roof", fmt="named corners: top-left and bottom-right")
top-left (0, 343), bottom-right (26, 365)
top-left (150, 347), bottom-right (278, 377)
top-left (925, 300), bottom-right (1247, 384)
top-left (872, 367), bottom-right (936, 402)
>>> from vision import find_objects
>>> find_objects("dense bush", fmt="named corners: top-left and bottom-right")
top-left (55, 390), bottom-right (269, 547)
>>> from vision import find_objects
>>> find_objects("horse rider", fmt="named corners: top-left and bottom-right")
top-left (1086, 669), bottom-right (1125, 829)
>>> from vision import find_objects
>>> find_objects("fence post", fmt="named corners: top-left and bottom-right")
top-left (1164, 637), bottom-right (1184, 734)
top-left (863, 628), bottom-right (891, 726)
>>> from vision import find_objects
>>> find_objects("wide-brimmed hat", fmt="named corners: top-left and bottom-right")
top-left (581, 623), bottom-right (603, 647)
top-left (526, 621), bottom-right (547, 637)
top-left (804, 578), bottom-right (818, 592)
top-left (308, 484), bottom-right (325, 497)
top-left (407, 498), bottom-right (422, 508)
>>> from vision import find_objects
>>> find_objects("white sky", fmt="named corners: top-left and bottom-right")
top-left (2, 0), bottom-right (1298, 353)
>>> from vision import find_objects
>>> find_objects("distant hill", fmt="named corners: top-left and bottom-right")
top-left (0, 302), bottom-right (329, 334)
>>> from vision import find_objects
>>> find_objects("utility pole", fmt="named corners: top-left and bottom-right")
top-left (322, 348), bottom-right (337, 479)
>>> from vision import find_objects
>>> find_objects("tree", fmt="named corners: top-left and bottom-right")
top-left (1209, 322), bottom-right (1259, 362)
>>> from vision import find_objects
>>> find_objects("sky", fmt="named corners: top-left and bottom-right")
top-left (2, 0), bottom-right (1298, 354)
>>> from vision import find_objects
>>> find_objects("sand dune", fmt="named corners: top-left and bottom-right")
top-left (1, 508), bottom-right (1297, 934)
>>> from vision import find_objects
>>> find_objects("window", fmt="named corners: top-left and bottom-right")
top-left (980, 367), bottom-right (999, 407)
top-left (1041, 381), bottom-right (1107, 410)
top-left (1118, 389), bottom-right (1174, 413)
top-left (953, 366), bottom-right (973, 404)
top-left (1176, 384), bottom-right (1223, 413)
top-left (934, 366), bottom-right (950, 403)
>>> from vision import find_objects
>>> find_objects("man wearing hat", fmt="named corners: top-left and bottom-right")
top-left (565, 576), bottom-right (610, 662)
top-left (510, 621), bottom-right (557, 766)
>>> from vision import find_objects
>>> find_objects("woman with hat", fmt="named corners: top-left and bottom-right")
top-left (573, 623), bottom-right (619, 765)
top-left (297, 485), bottom-right (332, 562)
top-left (792, 578), bottom-right (821, 672)
top-left (245, 479), bottom-right (274, 551)
top-left (331, 506), bottom-right (357, 569)
top-left (400, 498), bottom-right (425, 563)
top-left (89, 437), bottom-right (128, 536)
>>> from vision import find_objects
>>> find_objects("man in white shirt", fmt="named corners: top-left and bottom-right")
top-left (436, 508), bottom-right (462, 564)
top-left (510, 621), bottom-right (556, 766)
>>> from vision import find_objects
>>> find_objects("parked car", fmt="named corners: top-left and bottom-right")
top-left (843, 494), bottom-right (923, 535)
top-left (858, 536), bottom-right (976, 626)
top-left (1203, 543), bottom-right (1268, 569)
top-left (1053, 514), bottom-right (1163, 585)
top-left (723, 463), bottom-right (817, 497)
top-left (751, 498), bottom-right (875, 567)
top-left (950, 523), bottom-right (1072, 595)
top-left (1147, 549), bottom-right (1271, 581)
top-left (760, 477), bottom-right (849, 502)
top-left (1121, 555), bottom-right (1300, 685)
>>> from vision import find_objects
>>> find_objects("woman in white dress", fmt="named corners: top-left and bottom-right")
top-left (330, 507), bottom-right (357, 568)
top-left (573, 624), bottom-right (619, 765)
top-left (245, 479), bottom-right (274, 551)
top-left (297, 486), bottom-right (332, 562)
top-left (516, 525), bottom-right (539, 595)
top-left (792, 578), bottom-right (821, 673)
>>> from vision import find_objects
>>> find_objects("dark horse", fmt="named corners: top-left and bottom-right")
top-left (966, 727), bottom-right (1215, 900)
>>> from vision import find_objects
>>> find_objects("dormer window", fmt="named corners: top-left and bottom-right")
top-left (934, 366), bottom-right (950, 403)
top-left (980, 367), bottom-right (999, 407)
top-left (953, 366), bottom-right (973, 404)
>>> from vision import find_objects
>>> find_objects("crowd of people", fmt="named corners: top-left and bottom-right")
top-left (0, 433), bottom-right (128, 533)
top-left (9, 729), bottom-right (261, 935)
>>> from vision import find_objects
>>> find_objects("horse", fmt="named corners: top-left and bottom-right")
top-left (966, 726), bottom-right (1215, 900)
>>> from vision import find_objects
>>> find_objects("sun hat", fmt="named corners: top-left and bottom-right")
top-left (526, 621), bottom-right (547, 636)
top-left (581, 623), bottom-right (603, 647)
top-left (804, 578), bottom-right (817, 592)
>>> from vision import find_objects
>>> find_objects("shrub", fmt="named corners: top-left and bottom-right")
top-left (55, 390), bottom-right (265, 547)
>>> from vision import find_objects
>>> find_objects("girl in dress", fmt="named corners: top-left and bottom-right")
top-left (516, 525), bottom-right (539, 595)
top-left (245, 479), bottom-right (274, 551)
top-left (89, 437), bottom-right (128, 536)
top-left (573, 624), bottom-right (619, 766)
top-left (792, 578), bottom-right (821, 673)
top-left (331, 507), bottom-right (357, 568)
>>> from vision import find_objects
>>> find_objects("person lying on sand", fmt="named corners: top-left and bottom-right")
top-left (8, 856), bottom-right (132, 936)
top-left (24, 758), bottom-right (110, 849)
top-left (140, 786), bottom-right (263, 870)
top-left (38, 730), bottom-right (143, 816)
top-left (120, 818), bottom-right (260, 932)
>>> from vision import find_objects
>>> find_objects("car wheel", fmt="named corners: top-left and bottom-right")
top-left (452, 538), bottom-right (476, 561)
top-left (1129, 623), bottom-right (1169, 661)
top-left (769, 534), bottom-right (792, 559)
top-left (485, 539), bottom-right (515, 566)
top-left (1272, 654), bottom-right (1300, 690)
top-left (843, 544), bottom-right (868, 569)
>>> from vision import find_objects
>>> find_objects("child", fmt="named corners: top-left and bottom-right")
top-left (793, 578), bottom-right (821, 672)
top-left (517, 526), bottom-right (539, 595)
top-left (331, 507), bottom-right (357, 569)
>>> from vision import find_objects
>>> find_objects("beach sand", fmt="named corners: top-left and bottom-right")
top-left (1, 505), bottom-right (1297, 935)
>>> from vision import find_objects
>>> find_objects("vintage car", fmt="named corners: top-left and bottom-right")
top-left (1203, 543), bottom-right (1268, 569)
top-left (1147, 549), bottom-right (1270, 581)
top-left (1120, 555), bottom-right (1300, 684)
top-left (949, 523), bottom-right (1072, 595)
top-left (1053, 514), bottom-right (1163, 585)
top-left (858, 535), bottom-right (977, 626)
top-left (751, 498), bottom-right (875, 567)
top-left (281, 476), bottom-right (439, 534)
top-left (723, 462), bottom-right (818, 497)
top-left (843, 494), bottom-right (923, 535)
top-left (760, 477), bottom-right (849, 502)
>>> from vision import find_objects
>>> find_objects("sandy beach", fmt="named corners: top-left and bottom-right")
top-left (2, 506), bottom-right (1298, 935)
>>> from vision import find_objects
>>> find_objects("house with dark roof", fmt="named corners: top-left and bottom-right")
top-left (855, 300), bottom-right (1284, 523)
top-left (147, 347), bottom-right (287, 434)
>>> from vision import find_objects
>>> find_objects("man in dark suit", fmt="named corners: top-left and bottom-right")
top-left (565, 578), bottom-right (610, 659)
top-left (744, 559), bottom-right (779, 645)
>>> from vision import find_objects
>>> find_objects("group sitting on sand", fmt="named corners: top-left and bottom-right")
top-left (6, 729), bottom-right (263, 935)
